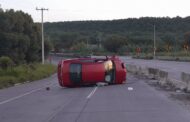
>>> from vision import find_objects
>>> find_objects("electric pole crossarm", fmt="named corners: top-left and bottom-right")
top-left (36, 8), bottom-right (49, 11)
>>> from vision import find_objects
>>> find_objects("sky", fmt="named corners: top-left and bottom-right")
top-left (0, 0), bottom-right (190, 22)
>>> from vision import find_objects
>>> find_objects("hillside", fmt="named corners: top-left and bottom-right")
top-left (44, 17), bottom-right (190, 53)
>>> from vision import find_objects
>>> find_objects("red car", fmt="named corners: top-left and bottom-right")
top-left (57, 56), bottom-right (127, 87)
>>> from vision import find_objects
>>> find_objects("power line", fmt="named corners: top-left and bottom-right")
top-left (36, 7), bottom-right (48, 64)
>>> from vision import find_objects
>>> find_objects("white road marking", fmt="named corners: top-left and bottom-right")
top-left (87, 87), bottom-right (98, 99)
top-left (0, 83), bottom-right (56, 105)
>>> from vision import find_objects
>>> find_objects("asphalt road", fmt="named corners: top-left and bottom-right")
top-left (121, 57), bottom-right (190, 81)
top-left (0, 73), bottom-right (190, 122)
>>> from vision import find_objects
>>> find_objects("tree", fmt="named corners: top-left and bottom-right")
top-left (44, 16), bottom-right (190, 54)
top-left (161, 34), bottom-right (175, 52)
top-left (0, 56), bottom-right (14, 70)
top-left (184, 32), bottom-right (190, 45)
top-left (0, 9), bottom-right (42, 64)
top-left (44, 40), bottom-right (53, 57)
top-left (71, 42), bottom-right (88, 52)
top-left (25, 24), bottom-right (41, 63)
top-left (183, 32), bottom-right (190, 51)
top-left (103, 35), bottom-right (127, 52)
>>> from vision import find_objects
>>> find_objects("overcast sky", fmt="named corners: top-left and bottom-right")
top-left (1, 0), bottom-right (190, 22)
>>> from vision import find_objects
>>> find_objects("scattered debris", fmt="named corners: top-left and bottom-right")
top-left (175, 89), bottom-right (182, 93)
top-left (128, 87), bottom-right (133, 91)
top-left (46, 87), bottom-right (50, 91)
top-left (96, 82), bottom-right (108, 87)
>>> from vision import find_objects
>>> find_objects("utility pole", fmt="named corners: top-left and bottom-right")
top-left (154, 25), bottom-right (156, 59)
top-left (36, 7), bottom-right (48, 64)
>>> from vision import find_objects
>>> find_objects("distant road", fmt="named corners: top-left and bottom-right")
top-left (0, 56), bottom-right (190, 122)
top-left (121, 57), bottom-right (190, 81)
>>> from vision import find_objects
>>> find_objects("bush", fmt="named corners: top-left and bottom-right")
top-left (0, 76), bottom-right (17, 89)
top-left (0, 56), bottom-right (14, 70)
top-left (103, 35), bottom-right (127, 53)
top-left (0, 63), bottom-right (56, 89)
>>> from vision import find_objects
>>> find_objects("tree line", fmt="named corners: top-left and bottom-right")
top-left (0, 9), bottom-right (51, 64)
top-left (45, 16), bottom-right (190, 54)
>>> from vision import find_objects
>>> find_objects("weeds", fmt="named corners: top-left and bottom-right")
top-left (0, 63), bottom-right (56, 89)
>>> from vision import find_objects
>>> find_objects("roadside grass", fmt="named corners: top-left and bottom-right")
top-left (0, 63), bottom-right (57, 89)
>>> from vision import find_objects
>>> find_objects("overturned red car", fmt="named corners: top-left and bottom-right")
top-left (57, 56), bottom-right (127, 87)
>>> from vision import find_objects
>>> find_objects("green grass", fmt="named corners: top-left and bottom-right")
top-left (0, 63), bottom-right (57, 89)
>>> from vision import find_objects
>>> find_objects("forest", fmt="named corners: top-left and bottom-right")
top-left (45, 17), bottom-right (190, 54)
top-left (1, 8), bottom-right (190, 61)
top-left (0, 9), bottom-right (55, 88)
top-left (0, 9), bottom-right (51, 64)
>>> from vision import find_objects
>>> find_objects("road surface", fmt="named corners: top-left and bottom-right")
top-left (0, 73), bottom-right (190, 122)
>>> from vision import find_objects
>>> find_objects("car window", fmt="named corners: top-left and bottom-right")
top-left (70, 64), bottom-right (82, 84)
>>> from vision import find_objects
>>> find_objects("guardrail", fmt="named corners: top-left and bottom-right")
top-left (126, 64), bottom-right (190, 92)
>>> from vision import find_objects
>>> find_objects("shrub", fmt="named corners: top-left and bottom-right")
top-left (0, 76), bottom-right (17, 88)
top-left (0, 63), bottom-right (56, 89)
top-left (0, 56), bottom-right (14, 70)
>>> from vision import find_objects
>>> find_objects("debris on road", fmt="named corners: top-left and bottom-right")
top-left (46, 87), bottom-right (50, 91)
top-left (127, 87), bottom-right (133, 91)
top-left (96, 82), bottom-right (108, 87)
top-left (176, 89), bottom-right (182, 93)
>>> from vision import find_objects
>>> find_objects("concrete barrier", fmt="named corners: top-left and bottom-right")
top-left (126, 64), bottom-right (190, 92)
top-left (126, 64), bottom-right (138, 74)
top-left (148, 68), bottom-right (159, 79)
top-left (181, 72), bottom-right (190, 92)
top-left (167, 78), bottom-right (186, 90)
top-left (144, 67), bottom-right (149, 76)
top-left (126, 64), bottom-right (132, 72)
top-left (132, 65), bottom-right (138, 74)
top-left (138, 67), bottom-right (149, 76)
top-left (157, 70), bottom-right (186, 90)
top-left (158, 70), bottom-right (168, 86)
top-left (136, 66), bottom-right (142, 75)
top-left (126, 65), bottom-right (148, 76)
top-left (127, 65), bottom-right (163, 79)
